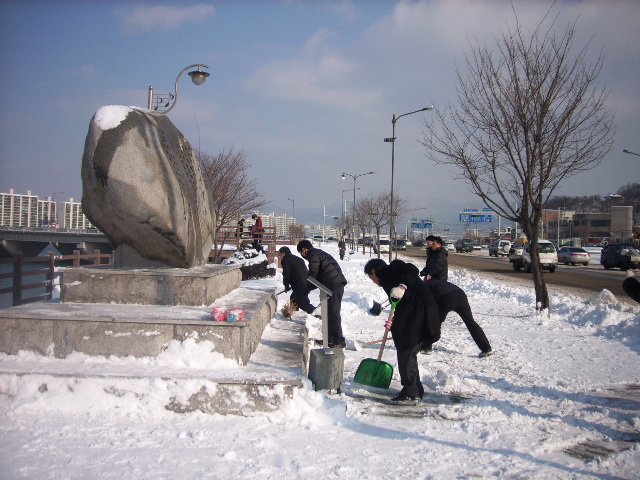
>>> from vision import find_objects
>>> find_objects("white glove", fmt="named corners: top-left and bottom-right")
top-left (390, 286), bottom-right (405, 299)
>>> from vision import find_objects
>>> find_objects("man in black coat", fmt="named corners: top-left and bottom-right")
top-left (279, 246), bottom-right (315, 314)
top-left (297, 239), bottom-right (348, 348)
top-left (420, 235), bottom-right (448, 281)
top-left (365, 258), bottom-right (441, 401)
top-left (423, 279), bottom-right (493, 357)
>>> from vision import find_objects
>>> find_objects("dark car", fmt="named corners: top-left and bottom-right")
top-left (600, 243), bottom-right (640, 270)
top-left (455, 238), bottom-right (474, 253)
top-left (412, 240), bottom-right (425, 247)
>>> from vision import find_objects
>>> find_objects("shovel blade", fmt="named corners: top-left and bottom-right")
top-left (353, 358), bottom-right (394, 389)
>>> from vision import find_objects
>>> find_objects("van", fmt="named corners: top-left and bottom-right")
top-left (374, 235), bottom-right (391, 254)
top-left (521, 240), bottom-right (558, 273)
top-left (455, 238), bottom-right (473, 253)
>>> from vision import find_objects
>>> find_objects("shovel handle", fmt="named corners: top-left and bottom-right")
top-left (377, 301), bottom-right (398, 361)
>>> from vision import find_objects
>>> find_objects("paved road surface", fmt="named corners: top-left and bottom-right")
top-left (402, 246), bottom-right (637, 305)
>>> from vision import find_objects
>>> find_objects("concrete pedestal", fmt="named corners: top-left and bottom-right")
top-left (60, 264), bottom-right (241, 306)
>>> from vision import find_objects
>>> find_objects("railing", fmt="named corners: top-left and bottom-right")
top-left (0, 249), bottom-right (113, 307)
top-left (212, 225), bottom-right (277, 264)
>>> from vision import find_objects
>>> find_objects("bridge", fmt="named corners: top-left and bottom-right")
top-left (0, 227), bottom-right (113, 257)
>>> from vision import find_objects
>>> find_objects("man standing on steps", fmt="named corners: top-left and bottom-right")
top-left (423, 279), bottom-right (493, 357)
top-left (297, 239), bottom-right (347, 348)
top-left (364, 258), bottom-right (441, 402)
top-left (278, 246), bottom-right (316, 315)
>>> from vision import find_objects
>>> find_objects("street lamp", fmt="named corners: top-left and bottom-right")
top-left (341, 188), bottom-right (359, 236)
top-left (322, 206), bottom-right (339, 243)
top-left (623, 149), bottom-right (640, 157)
top-left (147, 64), bottom-right (210, 113)
top-left (385, 105), bottom-right (434, 262)
top-left (341, 171), bottom-right (375, 248)
top-left (287, 198), bottom-right (295, 221)
top-left (404, 207), bottom-right (427, 243)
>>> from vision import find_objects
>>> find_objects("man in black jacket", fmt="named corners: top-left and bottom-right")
top-left (420, 235), bottom-right (448, 281)
top-left (297, 239), bottom-right (348, 348)
top-left (423, 279), bottom-right (493, 357)
top-left (365, 258), bottom-right (441, 402)
top-left (279, 246), bottom-right (315, 314)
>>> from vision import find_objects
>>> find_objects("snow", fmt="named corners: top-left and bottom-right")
top-left (93, 105), bottom-right (133, 130)
top-left (1, 244), bottom-right (639, 479)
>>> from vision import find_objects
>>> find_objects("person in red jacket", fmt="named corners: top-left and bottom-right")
top-left (249, 213), bottom-right (264, 252)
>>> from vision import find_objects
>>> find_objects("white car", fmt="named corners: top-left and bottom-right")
top-left (557, 246), bottom-right (590, 266)
top-left (521, 240), bottom-right (558, 273)
top-left (444, 242), bottom-right (455, 252)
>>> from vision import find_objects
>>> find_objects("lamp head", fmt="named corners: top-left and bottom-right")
top-left (341, 173), bottom-right (346, 180)
top-left (188, 67), bottom-right (210, 85)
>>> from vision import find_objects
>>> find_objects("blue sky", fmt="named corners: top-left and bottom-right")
top-left (1, 0), bottom-right (639, 227)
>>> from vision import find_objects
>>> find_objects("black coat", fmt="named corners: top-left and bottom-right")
top-left (281, 254), bottom-right (309, 293)
top-left (421, 246), bottom-right (449, 281)
top-left (378, 260), bottom-right (441, 351)
top-left (304, 247), bottom-right (347, 290)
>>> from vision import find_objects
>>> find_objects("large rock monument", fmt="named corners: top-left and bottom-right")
top-left (81, 106), bottom-right (215, 268)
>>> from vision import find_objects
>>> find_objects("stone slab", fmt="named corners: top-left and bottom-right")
top-left (0, 286), bottom-right (275, 364)
top-left (60, 264), bottom-right (241, 306)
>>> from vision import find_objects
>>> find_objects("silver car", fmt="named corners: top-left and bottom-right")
top-left (557, 246), bottom-right (590, 266)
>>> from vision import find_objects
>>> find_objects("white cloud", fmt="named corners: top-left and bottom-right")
top-left (115, 3), bottom-right (215, 34)
top-left (246, 47), bottom-right (381, 111)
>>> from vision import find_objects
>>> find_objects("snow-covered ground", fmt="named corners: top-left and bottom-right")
top-left (1, 244), bottom-right (639, 479)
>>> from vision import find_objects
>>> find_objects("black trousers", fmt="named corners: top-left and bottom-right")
top-left (291, 290), bottom-right (315, 314)
top-left (327, 283), bottom-right (345, 344)
top-left (396, 342), bottom-right (425, 398)
top-left (438, 291), bottom-right (491, 353)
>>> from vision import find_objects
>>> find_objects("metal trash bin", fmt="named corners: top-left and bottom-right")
top-left (308, 348), bottom-right (344, 392)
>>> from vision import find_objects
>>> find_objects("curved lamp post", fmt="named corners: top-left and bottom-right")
top-left (342, 171), bottom-right (375, 248)
top-left (341, 188), bottom-right (359, 236)
top-left (147, 64), bottom-right (210, 113)
top-left (385, 105), bottom-right (434, 262)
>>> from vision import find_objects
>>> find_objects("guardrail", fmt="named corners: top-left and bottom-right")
top-left (0, 250), bottom-right (113, 307)
top-left (212, 225), bottom-right (277, 264)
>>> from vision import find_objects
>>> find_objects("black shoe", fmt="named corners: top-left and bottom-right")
top-left (328, 342), bottom-right (346, 348)
top-left (390, 393), bottom-right (419, 403)
top-left (420, 346), bottom-right (433, 355)
top-left (479, 349), bottom-right (493, 358)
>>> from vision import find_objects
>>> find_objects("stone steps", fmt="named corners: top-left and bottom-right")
top-left (0, 282), bottom-right (308, 415)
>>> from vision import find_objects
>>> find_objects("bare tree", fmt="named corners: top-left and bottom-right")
top-left (197, 148), bottom-right (268, 262)
top-left (421, 13), bottom-right (614, 311)
top-left (288, 223), bottom-right (306, 244)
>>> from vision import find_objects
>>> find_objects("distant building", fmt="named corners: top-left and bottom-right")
top-left (61, 198), bottom-right (95, 229)
top-left (0, 189), bottom-right (93, 229)
top-left (0, 189), bottom-right (56, 227)
top-left (253, 212), bottom-right (296, 237)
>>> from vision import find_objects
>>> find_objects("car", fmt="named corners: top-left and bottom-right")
top-left (600, 243), bottom-right (640, 270)
top-left (412, 240), bottom-right (425, 247)
top-left (455, 238), bottom-right (474, 253)
top-left (444, 242), bottom-right (455, 252)
top-left (519, 240), bottom-right (558, 273)
top-left (489, 240), bottom-right (511, 257)
top-left (557, 246), bottom-right (590, 266)
top-left (473, 242), bottom-right (482, 250)
top-left (374, 238), bottom-right (391, 254)
top-left (392, 239), bottom-right (407, 251)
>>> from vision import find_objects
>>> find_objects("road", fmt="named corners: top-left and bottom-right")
top-left (402, 246), bottom-right (637, 305)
